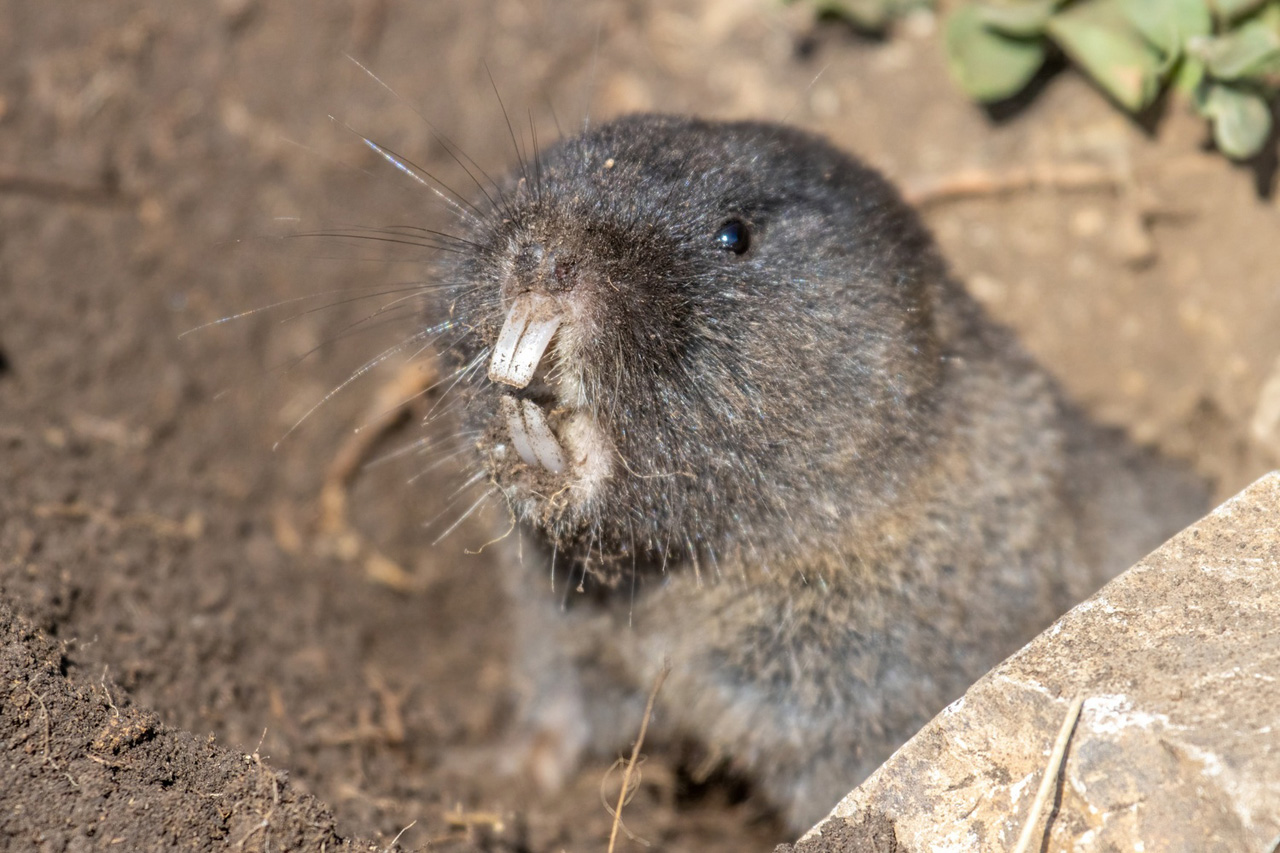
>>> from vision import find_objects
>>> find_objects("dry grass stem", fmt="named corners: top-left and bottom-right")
top-left (607, 659), bottom-right (672, 853)
top-left (1013, 694), bottom-right (1085, 853)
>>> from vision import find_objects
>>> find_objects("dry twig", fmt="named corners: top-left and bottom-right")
top-left (1013, 695), bottom-right (1085, 853)
top-left (903, 164), bottom-right (1125, 209)
top-left (316, 359), bottom-right (439, 590)
top-left (607, 660), bottom-right (672, 853)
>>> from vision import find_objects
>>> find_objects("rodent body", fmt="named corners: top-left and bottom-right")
top-left (430, 114), bottom-right (1207, 830)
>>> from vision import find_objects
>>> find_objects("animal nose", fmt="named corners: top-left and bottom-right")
top-left (506, 242), bottom-right (580, 300)
top-left (550, 254), bottom-right (577, 293)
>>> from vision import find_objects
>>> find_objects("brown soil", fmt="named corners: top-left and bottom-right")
top-left (2, 1), bottom-right (1278, 851)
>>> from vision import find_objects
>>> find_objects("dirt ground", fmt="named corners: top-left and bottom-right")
top-left (2, 1), bottom-right (1279, 851)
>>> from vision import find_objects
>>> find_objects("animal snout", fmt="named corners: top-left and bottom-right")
top-left (505, 242), bottom-right (582, 300)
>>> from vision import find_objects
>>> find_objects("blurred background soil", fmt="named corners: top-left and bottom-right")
top-left (2, 1), bottom-right (1279, 850)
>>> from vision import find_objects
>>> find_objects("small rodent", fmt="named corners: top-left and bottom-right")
top-left (427, 114), bottom-right (1207, 831)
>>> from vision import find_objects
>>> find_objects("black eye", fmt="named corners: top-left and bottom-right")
top-left (714, 220), bottom-right (750, 255)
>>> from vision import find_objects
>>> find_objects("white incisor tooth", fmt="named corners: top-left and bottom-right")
top-left (520, 399), bottom-right (567, 473)
top-left (500, 396), bottom-right (539, 469)
top-left (488, 293), bottom-right (562, 388)
top-left (499, 395), bottom-right (568, 474)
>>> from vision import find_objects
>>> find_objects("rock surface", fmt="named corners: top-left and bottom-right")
top-left (789, 471), bottom-right (1280, 853)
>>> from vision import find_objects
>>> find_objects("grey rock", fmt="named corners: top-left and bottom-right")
top-left (799, 471), bottom-right (1280, 852)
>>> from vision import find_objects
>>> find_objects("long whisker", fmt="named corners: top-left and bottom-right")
top-left (288, 230), bottom-right (467, 255)
top-left (376, 224), bottom-right (481, 249)
top-left (331, 118), bottom-right (485, 226)
top-left (271, 329), bottom-right (433, 450)
top-left (424, 349), bottom-right (489, 420)
top-left (580, 15), bottom-right (604, 133)
top-left (529, 109), bottom-right (543, 205)
top-left (273, 306), bottom-right (424, 375)
top-left (343, 54), bottom-right (512, 222)
top-left (404, 441), bottom-right (479, 484)
top-left (282, 284), bottom-right (437, 324)
top-left (484, 62), bottom-right (529, 189)
top-left (421, 467), bottom-right (493, 536)
top-left (431, 487), bottom-right (496, 546)
top-left (178, 286), bottom-right (405, 339)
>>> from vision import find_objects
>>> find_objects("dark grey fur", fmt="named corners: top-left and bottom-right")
top-left (432, 114), bottom-right (1207, 830)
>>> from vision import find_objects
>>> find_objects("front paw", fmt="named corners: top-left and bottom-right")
top-left (505, 689), bottom-right (591, 792)
top-left (441, 689), bottom-right (590, 795)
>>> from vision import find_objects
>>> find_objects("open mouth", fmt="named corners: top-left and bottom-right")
top-left (488, 292), bottom-right (570, 474)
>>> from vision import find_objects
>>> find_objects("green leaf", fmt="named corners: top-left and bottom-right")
top-left (1119, 0), bottom-right (1211, 57)
top-left (1191, 16), bottom-right (1280, 80)
top-left (1173, 54), bottom-right (1208, 93)
top-left (1046, 0), bottom-right (1167, 111)
top-left (1198, 81), bottom-right (1273, 157)
top-left (976, 0), bottom-right (1060, 37)
top-left (945, 5), bottom-right (1049, 101)
top-left (1208, 0), bottom-right (1271, 24)
top-left (812, 0), bottom-right (892, 29)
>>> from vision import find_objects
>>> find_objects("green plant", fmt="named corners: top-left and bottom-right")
top-left (787, 0), bottom-right (936, 33)
top-left (945, 0), bottom-right (1280, 159)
